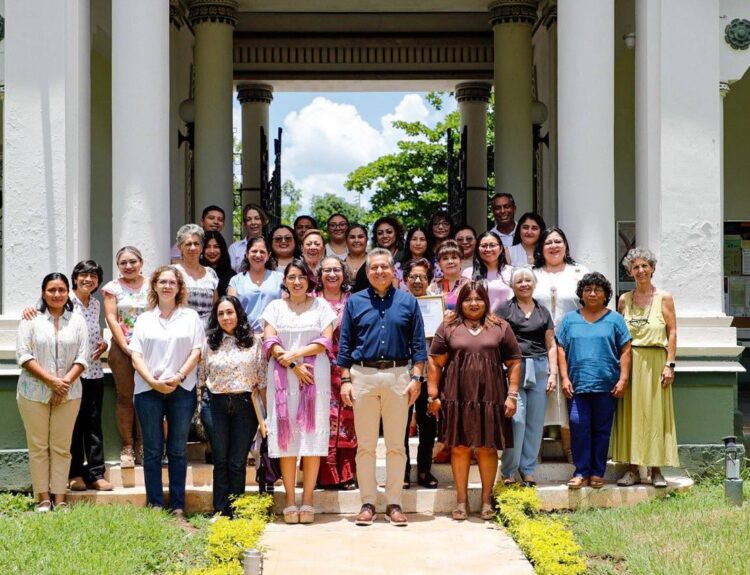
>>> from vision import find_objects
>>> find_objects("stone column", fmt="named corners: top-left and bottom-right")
top-left (188, 0), bottom-right (238, 245)
top-left (3, 0), bottom-right (90, 314)
top-left (557, 0), bottom-right (615, 282)
top-left (456, 82), bottom-right (491, 231)
top-left (488, 0), bottom-right (536, 215)
top-left (237, 84), bottom-right (274, 208)
top-left (633, 0), bottom-right (742, 454)
top-left (112, 0), bottom-right (170, 273)
top-left (543, 3), bottom-right (558, 225)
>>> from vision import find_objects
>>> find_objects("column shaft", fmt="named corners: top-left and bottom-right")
top-left (3, 0), bottom-right (90, 314)
top-left (112, 0), bottom-right (170, 272)
top-left (544, 6), bottom-right (558, 225)
top-left (456, 83), bottom-right (491, 231)
top-left (190, 0), bottom-right (237, 246)
top-left (558, 0), bottom-right (615, 281)
top-left (238, 84), bottom-right (273, 208)
top-left (489, 0), bottom-right (535, 215)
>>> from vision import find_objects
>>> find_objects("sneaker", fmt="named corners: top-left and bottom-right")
top-left (616, 470), bottom-right (641, 487)
top-left (120, 446), bottom-right (135, 469)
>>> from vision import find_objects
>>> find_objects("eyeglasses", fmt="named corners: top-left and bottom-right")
top-left (479, 243), bottom-right (500, 250)
top-left (273, 236), bottom-right (293, 243)
top-left (285, 275), bottom-right (307, 283)
top-left (322, 267), bottom-right (343, 274)
top-left (628, 318), bottom-right (649, 327)
top-left (432, 221), bottom-right (450, 228)
top-left (328, 222), bottom-right (348, 229)
top-left (407, 274), bottom-right (428, 281)
top-left (583, 287), bottom-right (605, 294)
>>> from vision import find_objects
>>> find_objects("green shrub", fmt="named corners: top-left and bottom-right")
top-left (494, 483), bottom-right (586, 575)
top-left (206, 517), bottom-right (266, 564)
top-left (0, 492), bottom-right (34, 517)
top-left (230, 493), bottom-right (275, 521)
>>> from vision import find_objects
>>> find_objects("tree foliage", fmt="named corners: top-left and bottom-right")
top-left (310, 193), bottom-right (366, 232)
top-left (281, 180), bottom-right (302, 226)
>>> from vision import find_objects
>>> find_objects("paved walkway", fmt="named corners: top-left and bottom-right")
top-left (261, 513), bottom-right (535, 575)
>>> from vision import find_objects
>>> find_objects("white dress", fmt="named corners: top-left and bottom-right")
top-left (261, 297), bottom-right (337, 458)
top-left (533, 263), bottom-right (589, 427)
top-left (509, 244), bottom-right (533, 267)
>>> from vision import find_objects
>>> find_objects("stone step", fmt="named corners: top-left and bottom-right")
top-left (66, 474), bottom-right (693, 514)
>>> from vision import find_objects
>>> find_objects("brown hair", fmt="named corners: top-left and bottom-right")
top-left (147, 265), bottom-right (189, 309)
top-left (446, 281), bottom-right (494, 332)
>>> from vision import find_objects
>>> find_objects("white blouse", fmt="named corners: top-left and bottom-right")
top-left (129, 306), bottom-right (205, 394)
top-left (16, 310), bottom-right (89, 403)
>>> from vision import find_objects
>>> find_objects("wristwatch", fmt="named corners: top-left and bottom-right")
top-left (289, 361), bottom-right (297, 369)
top-left (665, 362), bottom-right (676, 369)
top-left (410, 374), bottom-right (426, 384)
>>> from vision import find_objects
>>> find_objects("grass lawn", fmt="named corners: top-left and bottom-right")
top-left (568, 480), bottom-right (750, 575)
top-left (0, 497), bottom-right (209, 575)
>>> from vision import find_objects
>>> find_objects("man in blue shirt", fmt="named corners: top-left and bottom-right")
top-left (338, 248), bottom-right (427, 526)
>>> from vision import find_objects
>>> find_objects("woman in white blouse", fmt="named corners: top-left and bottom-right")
top-left (16, 273), bottom-right (89, 512)
top-left (129, 266), bottom-right (204, 517)
top-left (200, 296), bottom-right (266, 517)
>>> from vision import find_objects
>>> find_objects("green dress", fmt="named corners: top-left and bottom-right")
top-left (611, 291), bottom-right (679, 466)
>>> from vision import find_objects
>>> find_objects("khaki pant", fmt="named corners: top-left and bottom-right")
top-left (351, 364), bottom-right (410, 506)
top-left (108, 342), bottom-right (140, 448)
top-left (18, 395), bottom-right (81, 496)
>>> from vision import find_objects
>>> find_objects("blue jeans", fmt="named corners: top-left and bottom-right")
top-left (207, 392), bottom-right (258, 516)
top-left (568, 392), bottom-right (617, 478)
top-left (501, 357), bottom-right (549, 479)
top-left (134, 386), bottom-right (196, 510)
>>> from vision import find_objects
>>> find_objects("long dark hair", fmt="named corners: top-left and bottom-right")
top-left (206, 296), bottom-right (255, 351)
top-left (38, 273), bottom-right (74, 313)
top-left (283, 258), bottom-right (316, 293)
top-left (445, 281), bottom-right (494, 332)
top-left (371, 215), bottom-right (405, 252)
top-left (472, 231), bottom-right (509, 281)
top-left (268, 224), bottom-right (300, 263)
top-left (240, 236), bottom-right (275, 273)
top-left (511, 212), bottom-right (547, 246)
top-left (401, 226), bottom-right (433, 265)
top-left (533, 227), bottom-right (577, 269)
top-left (200, 231), bottom-right (233, 295)
top-left (426, 209), bottom-right (455, 250)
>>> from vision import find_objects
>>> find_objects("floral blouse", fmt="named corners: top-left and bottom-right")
top-left (199, 334), bottom-right (267, 394)
top-left (101, 278), bottom-right (150, 344)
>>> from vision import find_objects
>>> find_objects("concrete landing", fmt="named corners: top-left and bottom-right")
top-left (261, 514), bottom-right (535, 575)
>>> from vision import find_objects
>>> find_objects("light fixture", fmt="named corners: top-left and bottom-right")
top-left (623, 32), bottom-right (636, 50)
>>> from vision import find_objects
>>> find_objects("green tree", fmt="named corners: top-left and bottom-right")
top-left (310, 193), bottom-right (366, 235)
top-left (344, 91), bottom-right (494, 230)
top-left (281, 179), bottom-right (302, 226)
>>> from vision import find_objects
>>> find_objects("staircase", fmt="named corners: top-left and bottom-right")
top-left (66, 437), bottom-right (693, 514)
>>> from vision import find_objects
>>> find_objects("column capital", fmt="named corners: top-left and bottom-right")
top-left (188, 0), bottom-right (238, 27)
top-left (543, 2), bottom-right (557, 29)
top-left (237, 83), bottom-right (274, 104)
top-left (170, 1), bottom-right (185, 29)
top-left (455, 82), bottom-right (492, 103)
top-left (720, 81), bottom-right (731, 99)
top-left (488, 0), bottom-right (538, 27)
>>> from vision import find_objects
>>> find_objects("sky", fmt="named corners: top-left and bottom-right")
top-left (232, 92), bottom-right (456, 212)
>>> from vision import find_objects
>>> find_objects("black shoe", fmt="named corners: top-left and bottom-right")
top-left (417, 471), bottom-right (438, 489)
top-left (403, 470), bottom-right (411, 489)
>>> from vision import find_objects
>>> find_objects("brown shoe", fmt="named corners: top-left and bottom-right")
top-left (385, 504), bottom-right (408, 526)
top-left (355, 503), bottom-right (376, 526)
top-left (68, 476), bottom-right (87, 491)
top-left (88, 478), bottom-right (114, 491)
top-left (567, 476), bottom-right (589, 489)
top-left (589, 476), bottom-right (604, 489)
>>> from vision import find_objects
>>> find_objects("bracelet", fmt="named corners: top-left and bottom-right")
top-left (176, 371), bottom-right (185, 382)
top-left (341, 378), bottom-right (352, 383)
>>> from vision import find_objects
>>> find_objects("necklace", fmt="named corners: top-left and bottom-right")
top-left (464, 319), bottom-right (483, 336)
top-left (249, 269), bottom-right (265, 286)
top-left (629, 286), bottom-right (655, 327)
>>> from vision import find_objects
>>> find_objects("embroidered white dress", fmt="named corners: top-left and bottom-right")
top-left (261, 297), bottom-right (337, 458)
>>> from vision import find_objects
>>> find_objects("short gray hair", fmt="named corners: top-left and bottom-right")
top-left (511, 266), bottom-right (537, 287)
top-left (176, 223), bottom-right (205, 247)
top-left (622, 246), bottom-right (657, 272)
top-left (365, 247), bottom-right (395, 270)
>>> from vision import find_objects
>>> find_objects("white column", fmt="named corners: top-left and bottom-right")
top-left (634, 0), bottom-right (724, 317)
top-left (456, 82), bottom-right (491, 231)
top-left (543, 5), bottom-right (558, 225)
top-left (112, 0), bottom-right (170, 273)
top-left (238, 84), bottom-right (273, 208)
top-left (2, 0), bottom-right (90, 314)
top-left (188, 0), bottom-right (238, 246)
top-left (557, 0), bottom-right (615, 282)
top-left (488, 0), bottom-right (536, 215)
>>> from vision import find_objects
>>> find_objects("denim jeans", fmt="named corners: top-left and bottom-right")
top-left (501, 357), bottom-right (549, 480)
top-left (134, 386), bottom-right (197, 510)
top-left (69, 377), bottom-right (106, 482)
top-left (207, 391), bottom-right (259, 516)
top-left (568, 392), bottom-right (617, 478)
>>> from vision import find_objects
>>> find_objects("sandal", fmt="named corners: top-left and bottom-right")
top-left (521, 476), bottom-right (536, 488)
top-left (417, 472), bottom-right (438, 489)
top-left (282, 505), bottom-right (299, 524)
top-left (616, 470), bottom-right (641, 487)
top-left (589, 476), bottom-right (604, 489)
top-left (502, 476), bottom-right (516, 487)
top-left (451, 502), bottom-right (468, 521)
top-left (35, 500), bottom-right (53, 513)
top-left (651, 471), bottom-right (668, 488)
top-left (54, 501), bottom-right (69, 511)
top-left (480, 503), bottom-right (495, 521)
top-left (299, 504), bottom-right (315, 524)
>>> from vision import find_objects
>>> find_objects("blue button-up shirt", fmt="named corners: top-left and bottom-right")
top-left (337, 286), bottom-right (427, 368)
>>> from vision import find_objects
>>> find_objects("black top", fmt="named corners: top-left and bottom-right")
top-left (496, 298), bottom-right (554, 358)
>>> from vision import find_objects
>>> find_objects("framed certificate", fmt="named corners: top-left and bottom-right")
top-left (417, 295), bottom-right (445, 339)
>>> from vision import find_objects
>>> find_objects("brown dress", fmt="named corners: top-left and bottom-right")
top-left (430, 321), bottom-right (521, 449)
